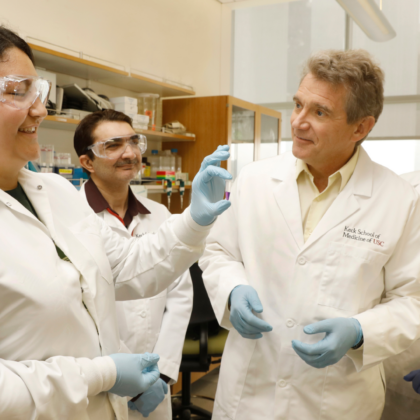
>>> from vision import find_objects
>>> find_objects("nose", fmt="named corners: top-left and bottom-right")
top-left (121, 142), bottom-right (138, 159)
top-left (28, 96), bottom-right (48, 120)
top-left (291, 109), bottom-right (310, 131)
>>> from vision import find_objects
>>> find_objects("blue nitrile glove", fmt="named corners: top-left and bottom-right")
top-left (229, 285), bottom-right (273, 339)
top-left (190, 145), bottom-right (232, 226)
top-left (404, 370), bottom-right (420, 393)
top-left (128, 378), bottom-right (168, 417)
top-left (291, 318), bottom-right (363, 369)
top-left (108, 353), bottom-right (160, 397)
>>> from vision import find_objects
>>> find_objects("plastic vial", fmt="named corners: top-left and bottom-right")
top-left (225, 180), bottom-right (232, 201)
top-left (171, 149), bottom-right (182, 173)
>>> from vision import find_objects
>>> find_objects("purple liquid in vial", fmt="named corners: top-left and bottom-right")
top-left (225, 191), bottom-right (230, 200)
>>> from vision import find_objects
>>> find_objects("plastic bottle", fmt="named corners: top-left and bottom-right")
top-left (171, 149), bottom-right (182, 173)
top-left (161, 150), bottom-right (175, 172)
top-left (149, 150), bottom-right (161, 179)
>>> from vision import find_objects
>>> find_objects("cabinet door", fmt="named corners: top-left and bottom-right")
top-left (231, 105), bottom-right (255, 180)
top-left (259, 113), bottom-right (281, 160)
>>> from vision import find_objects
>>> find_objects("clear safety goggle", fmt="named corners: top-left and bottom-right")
top-left (85, 134), bottom-right (147, 159)
top-left (0, 75), bottom-right (51, 110)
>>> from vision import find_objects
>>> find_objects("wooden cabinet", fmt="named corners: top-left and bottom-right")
top-left (162, 96), bottom-right (282, 213)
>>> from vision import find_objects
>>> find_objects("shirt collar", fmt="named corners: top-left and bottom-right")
top-left (296, 146), bottom-right (360, 192)
top-left (84, 178), bottom-right (150, 227)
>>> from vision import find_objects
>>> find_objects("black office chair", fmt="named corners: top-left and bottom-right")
top-left (172, 263), bottom-right (228, 420)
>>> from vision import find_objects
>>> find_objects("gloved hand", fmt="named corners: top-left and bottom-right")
top-left (404, 370), bottom-right (420, 393)
top-left (108, 353), bottom-right (160, 397)
top-left (291, 318), bottom-right (363, 369)
top-left (229, 285), bottom-right (273, 339)
top-left (128, 378), bottom-right (168, 417)
top-left (190, 145), bottom-right (232, 226)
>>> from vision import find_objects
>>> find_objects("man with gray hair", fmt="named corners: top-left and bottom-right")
top-left (200, 49), bottom-right (420, 419)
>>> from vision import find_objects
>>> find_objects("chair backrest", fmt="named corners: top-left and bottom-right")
top-left (189, 262), bottom-right (217, 325)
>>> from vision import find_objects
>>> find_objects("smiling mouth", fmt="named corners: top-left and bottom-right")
top-left (19, 127), bottom-right (37, 134)
top-left (294, 134), bottom-right (313, 142)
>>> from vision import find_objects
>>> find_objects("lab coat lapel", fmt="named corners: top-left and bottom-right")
top-left (271, 154), bottom-right (304, 250)
top-left (303, 147), bottom-right (373, 250)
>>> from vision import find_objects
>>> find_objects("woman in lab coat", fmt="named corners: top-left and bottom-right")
top-left (381, 171), bottom-right (420, 420)
top-left (0, 27), bottom-right (231, 420)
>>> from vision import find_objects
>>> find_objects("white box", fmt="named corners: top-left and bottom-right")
top-left (114, 104), bottom-right (138, 114)
top-left (133, 123), bottom-right (148, 130)
top-left (61, 109), bottom-right (92, 120)
top-left (127, 114), bottom-right (149, 124)
top-left (110, 96), bottom-right (138, 106)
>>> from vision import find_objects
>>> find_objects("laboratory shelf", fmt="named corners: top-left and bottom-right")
top-left (30, 43), bottom-right (195, 97)
top-left (41, 116), bottom-right (195, 142)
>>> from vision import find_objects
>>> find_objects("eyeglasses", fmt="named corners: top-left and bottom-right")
top-left (85, 134), bottom-right (147, 159)
top-left (0, 75), bottom-right (51, 110)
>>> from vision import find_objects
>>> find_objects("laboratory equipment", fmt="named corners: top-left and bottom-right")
top-left (161, 150), bottom-right (175, 172)
top-left (39, 144), bottom-right (54, 166)
top-left (0, 75), bottom-right (51, 109)
top-left (138, 93), bottom-right (159, 130)
top-left (177, 179), bottom-right (185, 209)
top-left (292, 318), bottom-right (363, 368)
top-left (62, 83), bottom-right (100, 112)
top-left (171, 149), bottom-right (182, 173)
top-left (108, 352), bottom-right (160, 398)
top-left (229, 285), bottom-right (273, 340)
top-left (85, 134), bottom-right (147, 159)
top-left (149, 150), bottom-right (161, 180)
top-left (165, 179), bottom-right (173, 210)
top-left (128, 378), bottom-right (168, 416)
top-left (225, 180), bottom-right (232, 201)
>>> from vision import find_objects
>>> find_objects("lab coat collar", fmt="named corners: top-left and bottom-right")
top-left (84, 178), bottom-right (150, 227)
top-left (269, 147), bottom-right (373, 251)
top-left (0, 169), bottom-right (57, 240)
top-left (303, 147), bottom-right (373, 250)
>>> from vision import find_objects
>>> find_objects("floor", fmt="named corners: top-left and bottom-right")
top-left (173, 367), bottom-right (219, 419)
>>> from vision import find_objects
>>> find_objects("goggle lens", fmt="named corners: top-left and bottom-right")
top-left (90, 134), bottom-right (147, 159)
top-left (0, 76), bottom-right (51, 110)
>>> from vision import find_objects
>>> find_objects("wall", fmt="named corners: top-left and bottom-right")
top-left (1, 0), bottom-right (224, 96)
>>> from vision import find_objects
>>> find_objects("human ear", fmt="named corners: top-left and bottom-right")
top-left (353, 116), bottom-right (376, 143)
top-left (79, 154), bottom-right (94, 175)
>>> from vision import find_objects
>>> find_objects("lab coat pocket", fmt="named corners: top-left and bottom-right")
top-left (317, 242), bottom-right (387, 312)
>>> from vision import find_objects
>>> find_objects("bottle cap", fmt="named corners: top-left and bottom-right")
top-left (171, 149), bottom-right (178, 153)
top-left (151, 150), bottom-right (158, 154)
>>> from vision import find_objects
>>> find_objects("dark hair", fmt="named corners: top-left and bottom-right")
top-left (0, 26), bottom-right (34, 64)
top-left (74, 109), bottom-right (133, 173)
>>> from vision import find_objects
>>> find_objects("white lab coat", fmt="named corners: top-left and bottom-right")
top-left (380, 170), bottom-right (420, 420)
top-left (80, 185), bottom-right (192, 420)
top-left (200, 148), bottom-right (420, 420)
top-left (0, 169), bottom-right (210, 420)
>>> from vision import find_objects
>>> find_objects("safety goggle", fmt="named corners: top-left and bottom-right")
top-left (85, 134), bottom-right (147, 159)
top-left (0, 75), bottom-right (51, 110)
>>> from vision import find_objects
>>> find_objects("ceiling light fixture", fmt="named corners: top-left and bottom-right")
top-left (336, 0), bottom-right (396, 42)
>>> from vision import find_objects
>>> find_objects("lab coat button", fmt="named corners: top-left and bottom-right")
top-left (5, 202), bottom-right (12, 207)
top-left (140, 311), bottom-right (147, 318)
top-left (286, 319), bottom-right (295, 328)
top-left (298, 257), bottom-right (306, 265)
top-left (37, 185), bottom-right (42, 190)
top-left (278, 380), bottom-right (287, 388)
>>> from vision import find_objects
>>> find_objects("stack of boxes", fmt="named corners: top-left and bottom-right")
top-left (110, 96), bottom-right (149, 130)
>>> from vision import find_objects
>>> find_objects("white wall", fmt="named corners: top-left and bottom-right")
top-left (1, 0), bottom-right (224, 96)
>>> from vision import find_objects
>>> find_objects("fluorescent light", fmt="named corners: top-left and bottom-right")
top-left (336, 0), bottom-right (396, 42)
